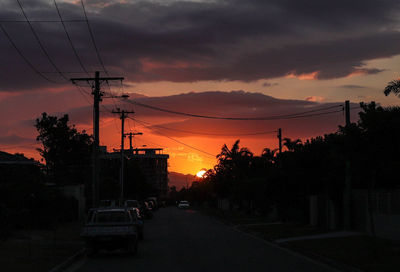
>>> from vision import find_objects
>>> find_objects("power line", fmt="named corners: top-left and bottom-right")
top-left (16, 0), bottom-right (68, 81)
top-left (122, 99), bottom-right (343, 120)
top-left (130, 117), bottom-right (277, 136)
top-left (100, 104), bottom-right (121, 133)
top-left (0, 24), bottom-right (58, 83)
top-left (0, 20), bottom-right (86, 23)
top-left (40, 71), bottom-right (95, 74)
top-left (134, 137), bottom-right (167, 149)
top-left (159, 134), bottom-right (216, 158)
top-left (273, 109), bottom-right (344, 120)
top-left (130, 117), bottom-right (215, 158)
top-left (53, 0), bottom-right (89, 75)
top-left (80, 0), bottom-right (108, 75)
top-left (121, 100), bottom-right (343, 121)
top-left (74, 84), bottom-right (92, 105)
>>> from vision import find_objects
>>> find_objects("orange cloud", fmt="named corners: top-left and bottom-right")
top-left (286, 71), bottom-right (320, 80)
top-left (305, 96), bottom-right (325, 102)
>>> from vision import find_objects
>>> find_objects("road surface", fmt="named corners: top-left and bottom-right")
top-left (72, 207), bottom-right (337, 272)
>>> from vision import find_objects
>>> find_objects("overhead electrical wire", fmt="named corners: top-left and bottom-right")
top-left (0, 24), bottom-right (58, 83)
top-left (3, 1), bottom-right (109, 81)
top-left (129, 117), bottom-right (278, 136)
top-left (74, 84), bottom-right (92, 105)
top-left (155, 134), bottom-right (215, 158)
top-left (0, 20), bottom-right (86, 23)
top-left (271, 109), bottom-right (344, 120)
top-left (80, 0), bottom-right (108, 75)
top-left (16, 0), bottom-right (69, 81)
top-left (53, 0), bottom-right (89, 75)
top-left (135, 137), bottom-right (167, 149)
top-left (133, 120), bottom-right (216, 158)
top-left (122, 99), bottom-right (343, 121)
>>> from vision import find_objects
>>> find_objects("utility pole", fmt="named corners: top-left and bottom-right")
top-left (124, 132), bottom-right (143, 152)
top-left (112, 109), bottom-right (134, 203)
top-left (345, 100), bottom-right (351, 127)
top-left (344, 100), bottom-right (351, 230)
top-left (277, 128), bottom-right (282, 154)
top-left (71, 71), bottom-right (124, 208)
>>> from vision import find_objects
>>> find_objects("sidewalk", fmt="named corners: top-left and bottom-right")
top-left (0, 222), bottom-right (84, 272)
top-left (274, 231), bottom-right (361, 243)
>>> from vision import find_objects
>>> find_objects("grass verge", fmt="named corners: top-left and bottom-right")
top-left (287, 235), bottom-right (400, 272)
top-left (203, 208), bottom-right (400, 271)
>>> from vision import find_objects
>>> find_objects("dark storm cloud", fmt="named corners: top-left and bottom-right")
top-left (1, 0), bottom-right (399, 90)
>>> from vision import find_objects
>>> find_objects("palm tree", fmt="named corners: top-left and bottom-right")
top-left (216, 140), bottom-right (253, 179)
top-left (261, 148), bottom-right (277, 163)
top-left (383, 79), bottom-right (400, 97)
top-left (283, 138), bottom-right (302, 152)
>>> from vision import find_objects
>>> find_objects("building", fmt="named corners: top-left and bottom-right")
top-left (0, 151), bottom-right (42, 183)
top-left (100, 147), bottom-right (169, 196)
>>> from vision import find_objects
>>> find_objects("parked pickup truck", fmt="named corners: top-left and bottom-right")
top-left (81, 208), bottom-right (138, 256)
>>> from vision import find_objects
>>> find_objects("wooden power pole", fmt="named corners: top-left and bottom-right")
top-left (277, 128), bottom-right (282, 154)
top-left (71, 71), bottom-right (124, 208)
top-left (112, 109), bottom-right (134, 203)
top-left (125, 132), bottom-right (143, 151)
top-left (344, 100), bottom-right (351, 230)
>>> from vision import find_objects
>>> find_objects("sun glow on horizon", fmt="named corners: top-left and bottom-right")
top-left (196, 169), bottom-right (207, 178)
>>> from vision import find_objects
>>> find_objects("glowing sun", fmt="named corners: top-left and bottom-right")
top-left (196, 170), bottom-right (207, 178)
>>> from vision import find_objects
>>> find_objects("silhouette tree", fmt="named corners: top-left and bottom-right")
top-left (216, 140), bottom-right (253, 178)
top-left (261, 148), bottom-right (277, 163)
top-left (283, 138), bottom-right (302, 152)
top-left (383, 79), bottom-right (400, 97)
top-left (35, 112), bottom-right (93, 185)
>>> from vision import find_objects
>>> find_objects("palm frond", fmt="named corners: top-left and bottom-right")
top-left (384, 80), bottom-right (400, 96)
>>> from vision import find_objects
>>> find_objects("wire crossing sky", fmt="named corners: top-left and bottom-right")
top-left (0, 0), bottom-right (398, 174)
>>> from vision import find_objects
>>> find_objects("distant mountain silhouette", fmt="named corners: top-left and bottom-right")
top-left (168, 171), bottom-right (195, 190)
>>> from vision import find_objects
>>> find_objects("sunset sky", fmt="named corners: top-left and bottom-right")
top-left (1, 0), bottom-right (400, 174)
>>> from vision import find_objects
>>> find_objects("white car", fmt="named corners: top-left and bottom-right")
top-left (178, 201), bottom-right (190, 209)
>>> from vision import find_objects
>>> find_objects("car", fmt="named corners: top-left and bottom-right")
top-left (178, 201), bottom-right (190, 209)
top-left (81, 207), bottom-right (138, 256)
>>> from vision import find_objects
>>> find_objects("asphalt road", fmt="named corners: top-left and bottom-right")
top-left (71, 207), bottom-right (337, 272)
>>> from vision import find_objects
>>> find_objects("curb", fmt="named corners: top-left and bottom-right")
top-left (48, 248), bottom-right (86, 272)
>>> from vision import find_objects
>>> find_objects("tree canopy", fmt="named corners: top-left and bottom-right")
top-left (180, 102), bottom-right (400, 223)
top-left (35, 112), bottom-right (93, 185)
